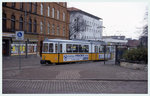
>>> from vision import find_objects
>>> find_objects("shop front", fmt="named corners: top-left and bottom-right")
top-left (11, 40), bottom-right (38, 56)
top-left (3, 38), bottom-right (11, 56)
top-left (2, 33), bottom-right (14, 56)
top-left (3, 33), bottom-right (38, 56)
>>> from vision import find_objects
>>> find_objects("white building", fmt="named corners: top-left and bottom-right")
top-left (68, 7), bottom-right (103, 40)
top-left (102, 36), bottom-right (128, 45)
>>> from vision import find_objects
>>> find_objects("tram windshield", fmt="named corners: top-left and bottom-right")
top-left (43, 43), bottom-right (48, 52)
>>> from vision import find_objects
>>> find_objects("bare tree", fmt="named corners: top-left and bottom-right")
top-left (69, 14), bottom-right (87, 39)
top-left (141, 7), bottom-right (148, 37)
top-left (139, 7), bottom-right (148, 47)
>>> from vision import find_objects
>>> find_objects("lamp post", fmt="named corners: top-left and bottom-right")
top-left (24, 3), bottom-right (28, 58)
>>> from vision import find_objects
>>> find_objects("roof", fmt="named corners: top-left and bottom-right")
top-left (102, 36), bottom-right (125, 40)
top-left (67, 7), bottom-right (80, 11)
top-left (43, 39), bottom-right (105, 45)
top-left (102, 38), bottom-right (128, 43)
top-left (67, 7), bottom-right (102, 20)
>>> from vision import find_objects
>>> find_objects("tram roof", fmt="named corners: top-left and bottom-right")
top-left (43, 39), bottom-right (105, 44)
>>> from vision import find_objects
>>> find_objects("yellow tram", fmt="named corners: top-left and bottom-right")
top-left (40, 39), bottom-right (114, 64)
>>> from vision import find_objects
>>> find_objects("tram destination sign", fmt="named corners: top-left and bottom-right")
top-left (16, 31), bottom-right (24, 40)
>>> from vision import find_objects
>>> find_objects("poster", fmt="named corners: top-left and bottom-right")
top-left (63, 54), bottom-right (89, 61)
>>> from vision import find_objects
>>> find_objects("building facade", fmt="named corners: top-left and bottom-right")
top-left (2, 2), bottom-right (69, 56)
top-left (127, 40), bottom-right (140, 49)
top-left (102, 36), bottom-right (128, 45)
top-left (102, 36), bottom-right (126, 40)
top-left (68, 7), bottom-right (103, 40)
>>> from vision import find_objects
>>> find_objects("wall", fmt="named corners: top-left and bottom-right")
top-left (2, 2), bottom-right (69, 56)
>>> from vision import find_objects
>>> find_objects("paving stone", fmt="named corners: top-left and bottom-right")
top-left (2, 56), bottom-right (148, 93)
top-left (3, 79), bottom-right (147, 94)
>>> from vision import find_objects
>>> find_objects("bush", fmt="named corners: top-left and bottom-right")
top-left (123, 47), bottom-right (148, 64)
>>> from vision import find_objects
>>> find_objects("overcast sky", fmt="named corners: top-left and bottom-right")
top-left (67, 2), bottom-right (148, 39)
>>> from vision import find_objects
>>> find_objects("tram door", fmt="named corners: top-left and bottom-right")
top-left (95, 46), bottom-right (99, 60)
top-left (58, 43), bottom-right (62, 63)
top-left (3, 40), bottom-right (10, 56)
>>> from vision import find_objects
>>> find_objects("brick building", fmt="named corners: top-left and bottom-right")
top-left (127, 40), bottom-right (140, 49)
top-left (2, 2), bottom-right (69, 56)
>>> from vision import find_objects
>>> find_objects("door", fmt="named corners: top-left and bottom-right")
top-left (3, 40), bottom-right (10, 56)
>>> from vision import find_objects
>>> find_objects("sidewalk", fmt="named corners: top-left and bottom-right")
top-left (3, 57), bottom-right (148, 80)
top-left (3, 55), bottom-right (41, 70)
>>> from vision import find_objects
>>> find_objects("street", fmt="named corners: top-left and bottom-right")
top-left (2, 55), bottom-right (148, 94)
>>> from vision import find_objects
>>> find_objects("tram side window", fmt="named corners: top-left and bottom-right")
top-left (49, 43), bottom-right (53, 52)
top-left (55, 44), bottom-right (58, 53)
top-left (107, 47), bottom-right (110, 52)
top-left (60, 44), bottom-right (62, 53)
top-left (99, 46), bottom-right (104, 53)
top-left (79, 45), bottom-right (83, 52)
top-left (95, 46), bottom-right (98, 53)
top-left (72, 44), bottom-right (79, 52)
top-left (66, 44), bottom-right (72, 53)
top-left (43, 43), bottom-right (48, 52)
top-left (84, 45), bottom-right (89, 53)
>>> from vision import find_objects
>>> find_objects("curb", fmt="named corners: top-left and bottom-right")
top-left (120, 62), bottom-right (147, 71)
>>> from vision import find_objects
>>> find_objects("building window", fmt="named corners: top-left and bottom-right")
top-left (63, 12), bottom-right (65, 21)
top-left (3, 12), bottom-right (7, 32)
top-left (57, 10), bottom-right (59, 20)
top-left (48, 22), bottom-right (50, 34)
top-left (63, 3), bottom-right (66, 7)
top-left (11, 15), bottom-right (15, 32)
top-left (52, 24), bottom-right (55, 34)
top-left (34, 20), bottom-right (37, 33)
top-left (19, 16), bottom-right (23, 31)
top-left (40, 22), bottom-right (43, 33)
top-left (74, 35), bottom-right (76, 39)
top-left (52, 8), bottom-right (55, 18)
top-left (48, 6), bottom-right (50, 17)
top-left (12, 3), bottom-right (15, 8)
top-left (63, 26), bottom-right (65, 36)
top-left (41, 4), bottom-right (43, 15)
top-left (29, 18), bottom-right (32, 32)
top-left (29, 3), bottom-right (32, 12)
top-left (3, 3), bottom-right (7, 6)
top-left (57, 25), bottom-right (59, 35)
top-left (33, 3), bottom-right (37, 14)
top-left (20, 3), bottom-right (23, 10)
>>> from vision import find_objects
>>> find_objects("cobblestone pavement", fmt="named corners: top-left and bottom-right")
top-left (2, 56), bottom-right (148, 93)
top-left (3, 55), bottom-right (41, 69)
top-left (3, 79), bottom-right (147, 94)
top-left (3, 61), bottom-right (147, 80)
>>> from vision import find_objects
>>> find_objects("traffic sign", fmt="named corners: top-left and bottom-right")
top-left (16, 31), bottom-right (24, 40)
